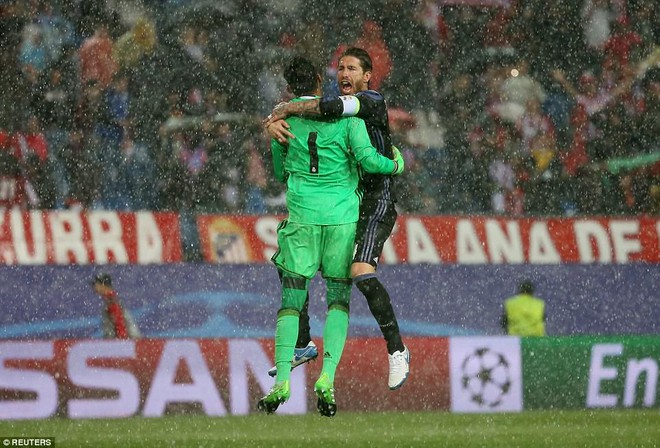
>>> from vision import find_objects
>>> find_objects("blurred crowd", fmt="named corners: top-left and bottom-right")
top-left (0, 0), bottom-right (658, 217)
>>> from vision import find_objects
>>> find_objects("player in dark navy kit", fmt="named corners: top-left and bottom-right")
top-left (265, 47), bottom-right (410, 390)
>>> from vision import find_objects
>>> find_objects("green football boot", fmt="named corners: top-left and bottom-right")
top-left (257, 381), bottom-right (290, 414)
top-left (314, 373), bottom-right (337, 417)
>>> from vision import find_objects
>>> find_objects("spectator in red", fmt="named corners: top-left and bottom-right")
top-left (553, 48), bottom-right (658, 173)
top-left (0, 131), bottom-right (10, 153)
top-left (0, 130), bottom-right (28, 209)
top-left (91, 273), bottom-right (141, 339)
top-left (483, 0), bottom-right (522, 52)
top-left (561, 102), bottom-right (592, 177)
top-left (79, 24), bottom-right (118, 90)
top-left (13, 115), bottom-right (57, 208)
top-left (353, 21), bottom-right (392, 91)
top-left (603, 16), bottom-right (643, 68)
top-left (551, 68), bottom-right (623, 162)
top-left (13, 115), bottom-right (48, 163)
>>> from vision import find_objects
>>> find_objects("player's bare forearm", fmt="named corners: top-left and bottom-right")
top-left (286, 98), bottom-right (322, 116)
top-left (265, 99), bottom-right (321, 127)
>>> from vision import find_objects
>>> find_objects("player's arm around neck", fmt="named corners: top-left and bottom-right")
top-left (266, 98), bottom-right (322, 126)
top-left (266, 93), bottom-right (362, 126)
top-left (265, 99), bottom-right (322, 144)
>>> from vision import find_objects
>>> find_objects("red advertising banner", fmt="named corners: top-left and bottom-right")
top-left (0, 338), bottom-right (449, 419)
top-left (197, 215), bottom-right (660, 264)
top-left (197, 215), bottom-right (280, 264)
top-left (0, 209), bottom-right (182, 265)
top-left (337, 337), bottom-right (450, 412)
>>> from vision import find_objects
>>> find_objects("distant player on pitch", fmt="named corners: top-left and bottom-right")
top-left (91, 273), bottom-right (141, 339)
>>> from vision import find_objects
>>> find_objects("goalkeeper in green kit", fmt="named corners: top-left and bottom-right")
top-left (257, 56), bottom-right (404, 417)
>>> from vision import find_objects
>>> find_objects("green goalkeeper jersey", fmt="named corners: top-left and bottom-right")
top-left (271, 96), bottom-right (396, 225)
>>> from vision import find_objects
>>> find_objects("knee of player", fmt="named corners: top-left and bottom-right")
top-left (325, 278), bottom-right (351, 309)
top-left (351, 261), bottom-right (375, 278)
top-left (277, 307), bottom-right (301, 317)
top-left (328, 303), bottom-right (350, 314)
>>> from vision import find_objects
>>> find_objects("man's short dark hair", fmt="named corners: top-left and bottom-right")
top-left (284, 56), bottom-right (319, 96)
top-left (340, 47), bottom-right (373, 73)
top-left (519, 280), bottom-right (534, 295)
top-left (92, 273), bottom-right (112, 287)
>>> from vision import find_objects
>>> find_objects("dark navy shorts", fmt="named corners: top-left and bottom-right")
top-left (353, 199), bottom-right (397, 268)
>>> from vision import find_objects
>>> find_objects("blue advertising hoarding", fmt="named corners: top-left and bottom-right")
top-left (0, 264), bottom-right (657, 339)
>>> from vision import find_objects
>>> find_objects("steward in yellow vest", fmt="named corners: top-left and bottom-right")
top-left (502, 280), bottom-right (546, 336)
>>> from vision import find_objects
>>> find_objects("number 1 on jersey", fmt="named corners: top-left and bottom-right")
top-left (308, 132), bottom-right (318, 174)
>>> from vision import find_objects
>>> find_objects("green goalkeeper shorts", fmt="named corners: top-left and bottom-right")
top-left (271, 219), bottom-right (356, 280)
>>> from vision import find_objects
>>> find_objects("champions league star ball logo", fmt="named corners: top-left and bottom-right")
top-left (460, 347), bottom-right (513, 409)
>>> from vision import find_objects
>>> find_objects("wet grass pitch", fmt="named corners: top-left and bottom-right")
top-left (1, 409), bottom-right (658, 447)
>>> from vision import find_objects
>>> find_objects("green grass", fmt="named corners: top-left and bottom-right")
top-left (1, 410), bottom-right (658, 448)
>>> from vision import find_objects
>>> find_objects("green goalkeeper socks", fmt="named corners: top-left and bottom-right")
top-left (275, 273), bottom-right (308, 382)
top-left (275, 313), bottom-right (299, 383)
top-left (321, 308), bottom-right (349, 383)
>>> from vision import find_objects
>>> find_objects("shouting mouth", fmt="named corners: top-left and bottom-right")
top-left (340, 80), bottom-right (353, 94)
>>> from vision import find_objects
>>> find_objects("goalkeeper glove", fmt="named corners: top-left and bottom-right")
top-left (391, 146), bottom-right (405, 175)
